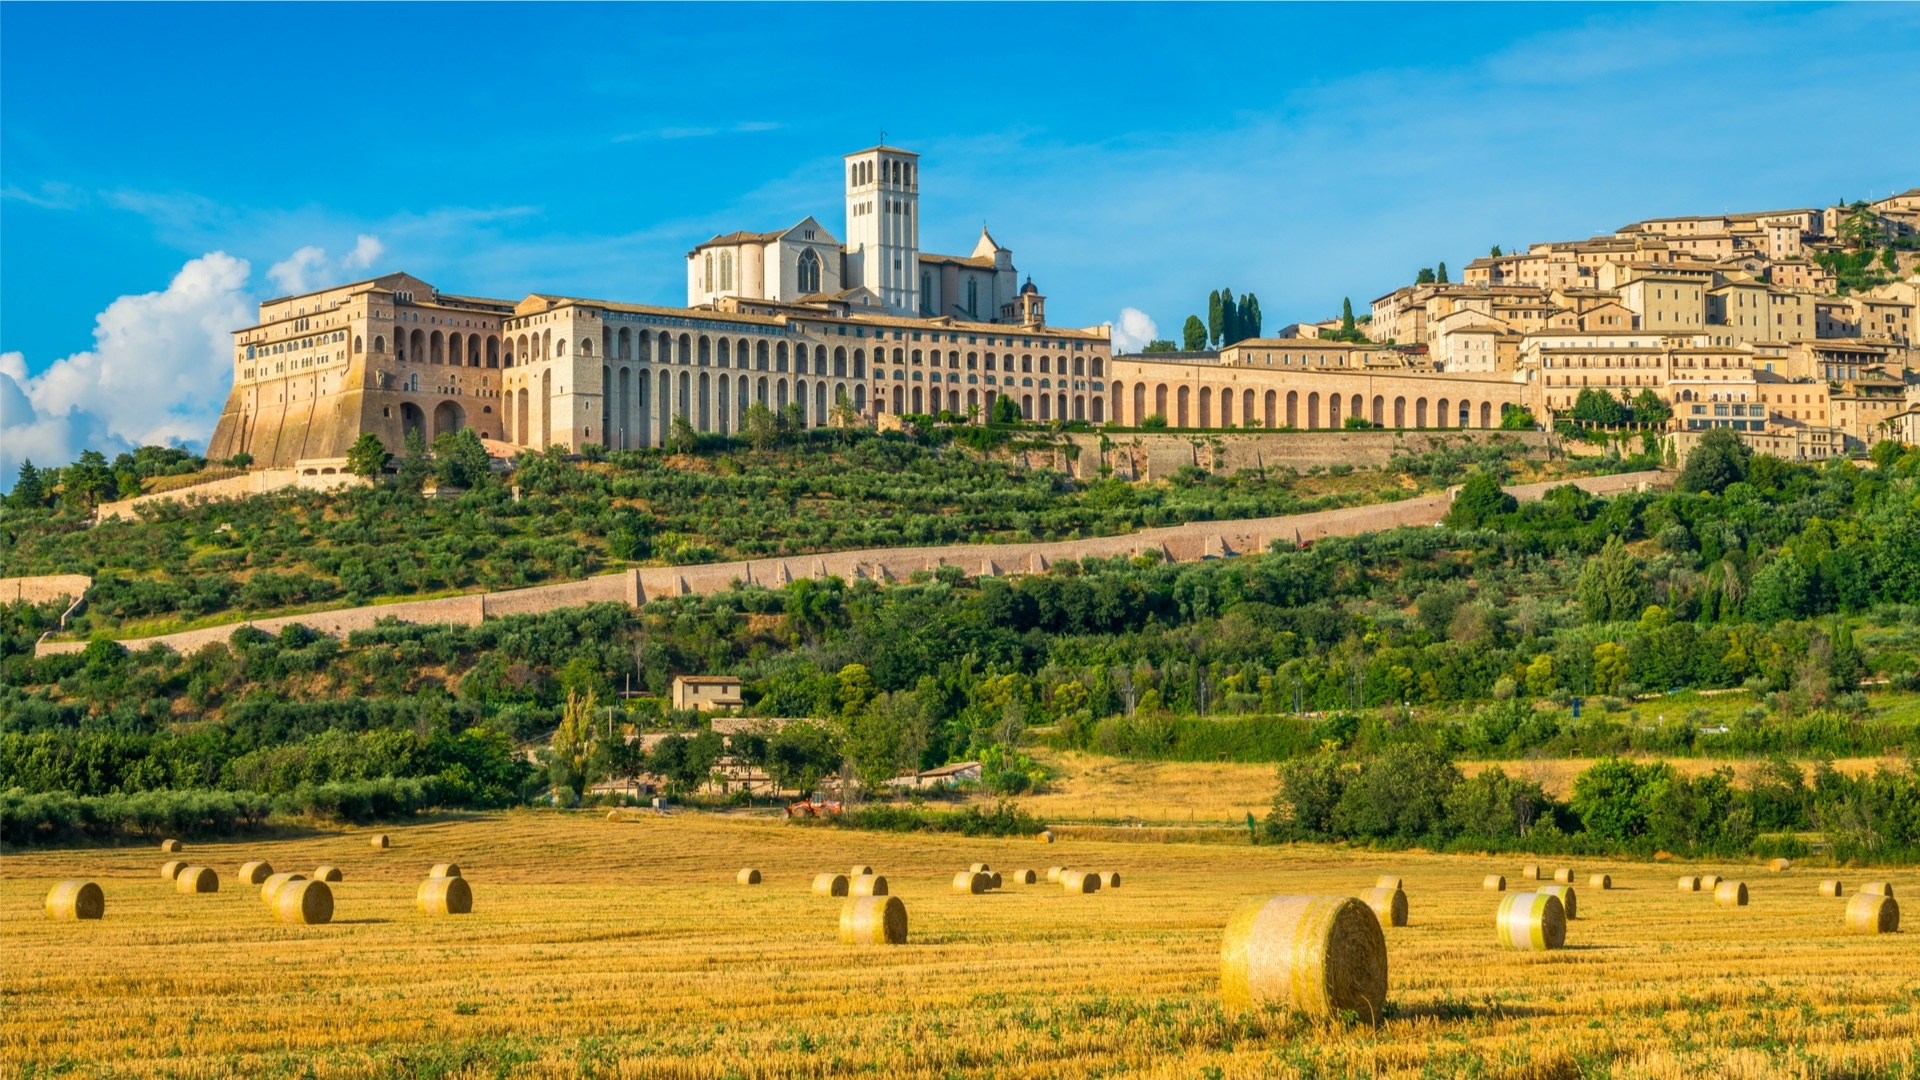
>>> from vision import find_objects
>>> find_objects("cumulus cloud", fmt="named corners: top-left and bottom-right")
top-left (1110, 307), bottom-right (1159, 353)
top-left (267, 234), bottom-right (385, 295)
top-left (2, 252), bottom-right (253, 488)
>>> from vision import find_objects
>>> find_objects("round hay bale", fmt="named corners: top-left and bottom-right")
top-left (1098, 871), bottom-right (1122, 890)
top-left (968, 862), bottom-right (992, 874)
top-left (429, 863), bottom-right (462, 879)
top-left (1588, 874), bottom-right (1612, 890)
top-left (812, 873), bottom-right (849, 898)
top-left (839, 895), bottom-right (907, 945)
top-left (369, 834), bottom-right (390, 849)
top-left (313, 866), bottom-right (343, 883)
top-left (275, 879), bottom-right (334, 925)
top-left (45, 880), bottom-right (104, 921)
top-left (1220, 895), bottom-right (1387, 1021)
top-left (1678, 875), bottom-right (1701, 892)
top-left (160, 839), bottom-right (182, 853)
top-left (160, 860), bottom-right (187, 881)
top-left (1037, 830), bottom-right (1054, 844)
top-left (1542, 884), bottom-right (1578, 920)
top-left (1768, 858), bottom-right (1791, 872)
top-left (1552, 867), bottom-right (1575, 885)
top-left (852, 874), bottom-right (888, 897)
top-left (1061, 870), bottom-right (1102, 894)
top-left (988, 871), bottom-right (1003, 890)
top-left (1045, 866), bottom-right (1067, 883)
top-left (1700, 874), bottom-right (1722, 890)
top-left (606, 810), bottom-right (621, 821)
top-left (1845, 892), bottom-right (1899, 934)
top-left (259, 872), bottom-right (307, 907)
top-left (1011, 869), bottom-right (1038, 885)
top-left (1820, 879), bottom-right (1843, 898)
top-left (1359, 886), bottom-right (1407, 927)
top-left (1521, 863), bottom-right (1541, 881)
top-left (1496, 892), bottom-right (1567, 951)
top-left (849, 864), bottom-right (874, 877)
top-left (1374, 875), bottom-right (1403, 891)
top-left (417, 875), bottom-right (473, 915)
top-left (1715, 880), bottom-right (1749, 907)
top-left (176, 866), bottom-right (218, 894)
top-left (1483, 875), bottom-right (1507, 892)
top-left (1861, 881), bottom-right (1895, 898)
top-left (238, 860), bottom-right (274, 886)
top-left (952, 871), bottom-right (989, 895)
top-left (737, 868), bottom-right (761, 885)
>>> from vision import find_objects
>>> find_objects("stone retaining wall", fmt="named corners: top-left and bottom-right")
top-left (37, 470), bottom-right (1663, 656)
top-left (1, 575), bottom-right (93, 605)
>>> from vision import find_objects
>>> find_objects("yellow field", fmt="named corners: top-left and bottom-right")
top-left (5, 812), bottom-right (1915, 1079)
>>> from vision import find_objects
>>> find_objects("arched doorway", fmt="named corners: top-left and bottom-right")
top-left (433, 400), bottom-right (465, 437)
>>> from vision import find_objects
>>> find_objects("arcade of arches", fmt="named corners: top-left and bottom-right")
top-left (1104, 360), bottom-right (1527, 433)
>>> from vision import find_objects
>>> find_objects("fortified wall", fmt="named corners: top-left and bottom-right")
top-left (36, 470), bottom-right (1662, 657)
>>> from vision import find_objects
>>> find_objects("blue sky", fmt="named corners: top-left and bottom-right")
top-left (3, 2), bottom-right (1918, 481)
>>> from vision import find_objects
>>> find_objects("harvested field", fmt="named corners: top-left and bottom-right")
top-left (3, 811), bottom-right (1916, 1079)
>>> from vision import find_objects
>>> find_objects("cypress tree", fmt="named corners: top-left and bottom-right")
top-left (1182, 315), bottom-right (1208, 351)
top-left (7, 459), bottom-right (44, 509)
top-left (1340, 297), bottom-right (1356, 336)
top-left (1207, 290), bottom-right (1223, 349)
top-left (1245, 294), bottom-right (1262, 339)
top-left (1220, 287), bottom-right (1237, 346)
top-left (1436, 262), bottom-right (1449, 284)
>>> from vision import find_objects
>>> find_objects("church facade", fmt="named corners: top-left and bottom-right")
top-left (206, 144), bottom-right (1108, 467)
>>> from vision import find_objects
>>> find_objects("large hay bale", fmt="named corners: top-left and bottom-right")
top-left (1521, 863), bottom-right (1540, 881)
top-left (1678, 875), bottom-right (1701, 892)
top-left (314, 866), bottom-right (343, 883)
top-left (1497, 892), bottom-right (1566, 951)
top-left (160, 860), bottom-right (187, 881)
top-left (1861, 881), bottom-right (1895, 898)
top-left (1483, 875), bottom-right (1507, 892)
top-left (1542, 884), bottom-right (1578, 920)
top-left (1820, 879), bottom-right (1844, 898)
top-left (1589, 874), bottom-right (1612, 890)
top-left (811, 873), bottom-right (850, 897)
top-left (1374, 875), bottom-right (1403, 891)
top-left (852, 874), bottom-right (888, 897)
top-left (1061, 870), bottom-right (1102, 894)
top-left (176, 866), bottom-right (218, 894)
top-left (849, 864), bottom-right (874, 877)
top-left (429, 863), bottom-right (462, 879)
top-left (1552, 867), bottom-right (1575, 885)
top-left (369, 834), bottom-right (390, 849)
top-left (1045, 866), bottom-right (1068, 883)
top-left (839, 895), bottom-right (907, 945)
top-left (1011, 869), bottom-right (1038, 885)
top-left (260, 872), bottom-right (307, 907)
top-left (737, 868), bottom-right (761, 885)
top-left (1359, 886), bottom-right (1407, 927)
top-left (275, 879), bottom-right (334, 925)
top-left (1700, 874), bottom-right (1722, 890)
top-left (988, 871), bottom-right (1004, 890)
top-left (160, 839), bottom-right (182, 853)
top-left (1220, 895), bottom-right (1387, 1021)
top-left (45, 881), bottom-right (104, 921)
top-left (1098, 871), bottom-right (1122, 890)
top-left (968, 862), bottom-right (992, 874)
top-left (417, 875), bottom-right (473, 915)
top-left (952, 871), bottom-right (989, 894)
top-left (1846, 892), bottom-right (1899, 934)
top-left (1037, 830), bottom-right (1054, 844)
top-left (1768, 858), bottom-right (1791, 872)
top-left (238, 860), bottom-right (274, 886)
top-left (1715, 880), bottom-right (1749, 907)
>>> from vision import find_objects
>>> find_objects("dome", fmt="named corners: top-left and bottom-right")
top-left (1020, 277), bottom-right (1038, 296)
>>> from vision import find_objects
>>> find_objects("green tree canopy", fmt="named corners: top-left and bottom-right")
top-left (1677, 427), bottom-right (1751, 494)
top-left (1575, 535), bottom-right (1649, 623)
top-left (1182, 315), bottom-right (1208, 351)
top-left (345, 433), bottom-right (391, 479)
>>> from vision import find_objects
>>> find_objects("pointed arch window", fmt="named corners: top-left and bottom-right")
top-left (797, 249), bottom-right (821, 294)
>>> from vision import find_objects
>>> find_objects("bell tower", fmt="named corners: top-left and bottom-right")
top-left (844, 144), bottom-right (920, 316)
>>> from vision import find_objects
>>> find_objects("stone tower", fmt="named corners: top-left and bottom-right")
top-left (843, 145), bottom-right (920, 316)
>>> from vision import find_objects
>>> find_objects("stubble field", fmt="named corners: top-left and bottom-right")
top-left (4, 812), bottom-right (1915, 1079)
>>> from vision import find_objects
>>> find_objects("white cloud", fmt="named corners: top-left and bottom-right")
top-left (2, 253), bottom-right (253, 488)
top-left (267, 235), bottom-right (384, 295)
top-left (1110, 307), bottom-right (1159, 353)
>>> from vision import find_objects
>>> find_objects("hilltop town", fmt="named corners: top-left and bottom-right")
top-left (198, 144), bottom-right (1917, 483)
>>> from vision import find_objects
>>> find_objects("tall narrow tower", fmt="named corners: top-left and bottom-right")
top-left (844, 145), bottom-right (919, 315)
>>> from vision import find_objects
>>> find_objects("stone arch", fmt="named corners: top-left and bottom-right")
top-left (1308, 392), bottom-right (1321, 429)
top-left (1264, 390), bottom-right (1277, 429)
top-left (891, 384), bottom-right (903, 413)
top-left (1133, 383), bottom-right (1146, 424)
top-left (1373, 395), bottom-right (1385, 425)
top-left (716, 373), bottom-right (730, 435)
top-left (1480, 401), bottom-right (1493, 427)
top-left (374, 334), bottom-right (386, 354)
top-left (1437, 397), bottom-right (1450, 429)
top-left (1415, 398), bottom-right (1429, 427)
top-left (1460, 400), bottom-right (1472, 427)
top-left (1351, 394), bottom-right (1363, 421)
top-left (1154, 383), bottom-right (1169, 420)
top-left (401, 402), bottom-right (426, 441)
top-left (717, 338), bottom-right (731, 368)
top-left (1176, 385), bottom-right (1190, 427)
top-left (1199, 387), bottom-right (1213, 428)
top-left (1073, 395), bottom-right (1085, 421)
top-left (698, 336), bottom-right (711, 366)
top-left (834, 346), bottom-right (847, 377)
top-left (1021, 393), bottom-right (1033, 419)
top-left (488, 335), bottom-right (501, 368)
top-left (1286, 390), bottom-right (1298, 428)
top-left (352, 335), bottom-right (363, 354)
top-left (1091, 357), bottom-right (1104, 378)
top-left (1221, 388), bottom-right (1235, 428)
top-left (433, 400), bottom-right (465, 437)
top-left (410, 328), bottom-right (426, 362)
top-left (540, 369), bottom-right (553, 447)
top-left (698, 372), bottom-right (712, 431)
top-left (776, 342), bottom-right (789, 372)
top-left (516, 388), bottom-right (529, 444)
top-left (1394, 396), bottom-right (1406, 427)
top-left (679, 333), bottom-right (692, 364)
top-left (1328, 392), bottom-right (1341, 427)
top-left (1091, 395), bottom-right (1104, 422)
top-left (853, 349), bottom-right (865, 379)
top-left (618, 327), bottom-right (632, 361)
top-left (430, 330), bottom-right (444, 364)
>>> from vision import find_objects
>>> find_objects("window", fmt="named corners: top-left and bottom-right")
top-left (797, 249), bottom-right (821, 294)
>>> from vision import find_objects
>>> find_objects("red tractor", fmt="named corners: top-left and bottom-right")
top-left (784, 799), bottom-right (844, 818)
